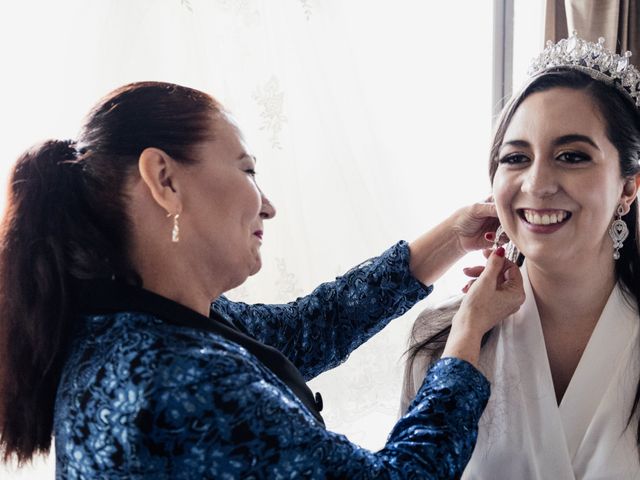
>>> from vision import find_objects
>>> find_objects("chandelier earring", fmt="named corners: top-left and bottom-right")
top-left (493, 225), bottom-right (524, 265)
top-left (609, 204), bottom-right (629, 260)
top-left (168, 212), bottom-right (180, 243)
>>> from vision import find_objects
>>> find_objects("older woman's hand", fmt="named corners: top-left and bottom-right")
top-left (450, 201), bottom-right (500, 253)
top-left (408, 200), bottom-right (499, 286)
top-left (442, 247), bottom-right (525, 367)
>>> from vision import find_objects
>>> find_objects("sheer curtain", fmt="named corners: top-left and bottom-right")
top-left (512, 0), bottom-right (546, 88)
top-left (0, 1), bottom-right (493, 476)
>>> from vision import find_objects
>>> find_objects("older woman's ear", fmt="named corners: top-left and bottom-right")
top-left (138, 147), bottom-right (182, 214)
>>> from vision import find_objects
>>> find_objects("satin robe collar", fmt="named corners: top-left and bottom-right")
top-left (463, 263), bottom-right (640, 479)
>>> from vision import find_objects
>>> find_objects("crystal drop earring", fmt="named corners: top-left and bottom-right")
top-left (609, 204), bottom-right (629, 260)
top-left (493, 225), bottom-right (524, 266)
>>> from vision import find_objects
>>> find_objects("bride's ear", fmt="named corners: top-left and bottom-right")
top-left (620, 174), bottom-right (640, 213)
top-left (138, 147), bottom-right (182, 214)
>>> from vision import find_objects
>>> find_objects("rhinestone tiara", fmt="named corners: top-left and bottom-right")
top-left (528, 31), bottom-right (640, 109)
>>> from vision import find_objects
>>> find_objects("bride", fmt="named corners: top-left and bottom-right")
top-left (402, 34), bottom-right (640, 479)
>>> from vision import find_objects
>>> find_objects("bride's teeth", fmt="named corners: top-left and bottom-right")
top-left (523, 210), bottom-right (568, 225)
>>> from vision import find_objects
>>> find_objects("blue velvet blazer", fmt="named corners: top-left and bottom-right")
top-left (54, 241), bottom-right (490, 479)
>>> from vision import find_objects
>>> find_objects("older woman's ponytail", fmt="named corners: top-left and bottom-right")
top-left (0, 140), bottom-right (87, 461)
top-left (0, 81), bottom-right (224, 463)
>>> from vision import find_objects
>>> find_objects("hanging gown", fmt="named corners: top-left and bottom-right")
top-left (461, 264), bottom-right (640, 479)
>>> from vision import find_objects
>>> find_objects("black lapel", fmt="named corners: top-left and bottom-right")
top-left (73, 280), bottom-right (325, 426)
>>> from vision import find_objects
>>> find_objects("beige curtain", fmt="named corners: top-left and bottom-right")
top-left (544, 0), bottom-right (640, 63)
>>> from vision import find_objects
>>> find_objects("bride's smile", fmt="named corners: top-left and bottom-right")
top-left (517, 208), bottom-right (572, 233)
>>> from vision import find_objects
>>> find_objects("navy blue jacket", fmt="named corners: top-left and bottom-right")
top-left (54, 242), bottom-right (489, 479)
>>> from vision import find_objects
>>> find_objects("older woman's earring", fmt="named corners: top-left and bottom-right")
top-left (609, 204), bottom-right (628, 260)
top-left (168, 212), bottom-right (180, 243)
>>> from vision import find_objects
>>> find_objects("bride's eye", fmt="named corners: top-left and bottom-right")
top-left (498, 153), bottom-right (529, 165)
top-left (557, 151), bottom-right (590, 164)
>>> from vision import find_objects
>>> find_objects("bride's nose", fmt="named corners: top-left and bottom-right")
top-left (521, 159), bottom-right (558, 197)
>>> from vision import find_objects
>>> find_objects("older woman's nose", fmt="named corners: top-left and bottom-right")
top-left (521, 159), bottom-right (558, 197)
top-left (260, 192), bottom-right (276, 219)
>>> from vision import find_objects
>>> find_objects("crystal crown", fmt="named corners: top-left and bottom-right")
top-left (528, 31), bottom-right (640, 108)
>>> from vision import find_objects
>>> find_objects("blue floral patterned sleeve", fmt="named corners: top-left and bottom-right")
top-left (213, 241), bottom-right (431, 379)
top-left (55, 244), bottom-right (489, 479)
top-left (55, 310), bottom-right (490, 479)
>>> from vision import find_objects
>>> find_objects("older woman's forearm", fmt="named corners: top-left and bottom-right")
top-left (408, 215), bottom-right (466, 287)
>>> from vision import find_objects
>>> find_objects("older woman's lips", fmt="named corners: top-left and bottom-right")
top-left (254, 231), bottom-right (263, 240)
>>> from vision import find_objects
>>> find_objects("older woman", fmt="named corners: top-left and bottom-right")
top-left (404, 34), bottom-right (640, 479)
top-left (0, 82), bottom-right (523, 478)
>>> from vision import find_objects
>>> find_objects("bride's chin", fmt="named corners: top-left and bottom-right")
top-left (519, 247), bottom-right (572, 269)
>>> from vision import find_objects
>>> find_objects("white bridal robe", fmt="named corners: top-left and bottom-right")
top-left (459, 265), bottom-right (640, 479)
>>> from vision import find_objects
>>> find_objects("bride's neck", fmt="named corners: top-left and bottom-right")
top-left (526, 257), bottom-right (617, 326)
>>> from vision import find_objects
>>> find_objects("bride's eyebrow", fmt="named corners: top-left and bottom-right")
top-left (551, 134), bottom-right (599, 150)
top-left (499, 134), bottom-right (600, 153)
top-left (499, 139), bottom-right (529, 153)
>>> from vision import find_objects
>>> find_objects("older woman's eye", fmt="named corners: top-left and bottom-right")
top-left (498, 153), bottom-right (529, 165)
top-left (245, 168), bottom-right (257, 177)
top-left (557, 152), bottom-right (590, 164)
